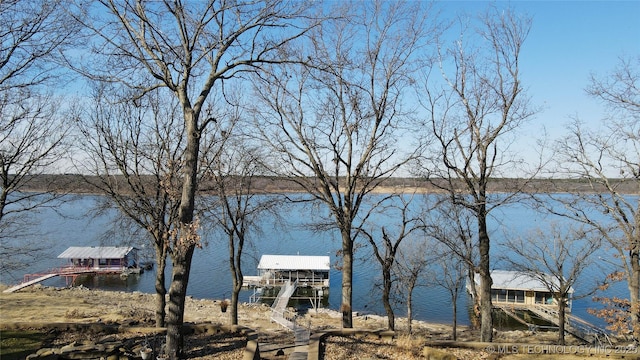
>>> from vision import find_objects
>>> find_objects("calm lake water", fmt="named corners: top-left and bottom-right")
top-left (3, 193), bottom-right (630, 329)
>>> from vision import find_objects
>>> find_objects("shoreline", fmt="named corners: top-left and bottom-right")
top-left (0, 284), bottom-right (582, 344)
top-left (0, 283), bottom-right (458, 332)
top-left (3, 284), bottom-right (627, 359)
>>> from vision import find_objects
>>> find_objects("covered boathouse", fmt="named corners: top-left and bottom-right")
top-left (256, 254), bottom-right (330, 287)
top-left (57, 246), bottom-right (140, 274)
top-left (4, 246), bottom-right (143, 293)
top-left (468, 270), bottom-right (574, 309)
top-left (467, 270), bottom-right (611, 344)
top-left (246, 254), bottom-right (331, 306)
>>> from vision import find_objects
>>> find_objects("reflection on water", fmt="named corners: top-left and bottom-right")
top-left (72, 272), bottom-right (143, 291)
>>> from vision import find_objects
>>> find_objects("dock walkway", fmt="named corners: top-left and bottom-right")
top-left (3, 274), bottom-right (59, 293)
top-left (268, 280), bottom-right (311, 359)
top-left (3, 267), bottom-right (131, 293)
top-left (528, 305), bottom-right (611, 345)
top-left (496, 304), bottom-right (611, 345)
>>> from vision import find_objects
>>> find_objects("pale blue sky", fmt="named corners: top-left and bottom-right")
top-left (434, 1), bottom-right (639, 171)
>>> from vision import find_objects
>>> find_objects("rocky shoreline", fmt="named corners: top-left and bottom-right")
top-left (0, 285), bottom-right (624, 359)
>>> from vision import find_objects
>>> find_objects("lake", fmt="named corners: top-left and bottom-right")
top-left (2, 193), bottom-right (629, 329)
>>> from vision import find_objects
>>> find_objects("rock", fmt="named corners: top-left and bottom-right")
top-left (26, 347), bottom-right (60, 360)
top-left (36, 348), bottom-right (59, 356)
top-left (422, 346), bottom-right (457, 360)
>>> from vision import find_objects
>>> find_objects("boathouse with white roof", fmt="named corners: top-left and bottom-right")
top-left (255, 254), bottom-right (330, 287)
top-left (3, 246), bottom-right (141, 293)
top-left (468, 269), bottom-right (574, 309)
top-left (466, 270), bottom-right (611, 344)
top-left (246, 254), bottom-right (331, 338)
top-left (245, 254), bottom-right (330, 318)
top-left (57, 246), bottom-right (140, 272)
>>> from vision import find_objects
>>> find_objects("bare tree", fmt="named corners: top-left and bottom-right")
top-left (0, 0), bottom-right (74, 91)
top-left (418, 7), bottom-right (535, 341)
top-left (394, 236), bottom-right (431, 334)
top-left (199, 110), bottom-right (281, 326)
top-left (425, 195), bottom-right (480, 329)
top-left (0, 0), bottom-right (76, 275)
top-left (70, 1), bottom-right (316, 356)
top-left (500, 223), bottom-right (602, 345)
top-left (546, 56), bottom-right (639, 342)
top-left (428, 242), bottom-right (467, 341)
top-left (254, 1), bottom-right (438, 328)
top-left (362, 194), bottom-right (424, 331)
top-left (75, 87), bottom-right (183, 327)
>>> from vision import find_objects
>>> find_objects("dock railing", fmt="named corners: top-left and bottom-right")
top-left (530, 305), bottom-right (611, 345)
top-left (270, 280), bottom-right (298, 327)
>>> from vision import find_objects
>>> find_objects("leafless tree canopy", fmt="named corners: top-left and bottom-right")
top-left (253, 1), bottom-right (439, 328)
top-left (0, 0), bottom-right (74, 91)
top-left (500, 223), bottom-right (602, 345)
top-left (547, 56), bottom-right (640, 341)
top-left (362, 194), bottom-right (425, 331)
top-left (75, 87), bottom-right (185, 327)
top-left (69, 1), bottom-right (319, 357)
top-left (417, 7), bottom-right (535, 342)
top-left (0, 0), bottom-right (76, 274)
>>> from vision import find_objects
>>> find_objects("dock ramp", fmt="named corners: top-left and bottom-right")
top-left (3, 274), bottom-right (59, 293)
top-left (528, 305), bottom-right (611, 345)
top-left (270, 280), bottom-right (298, 327)
top-left (269, 280), bottom-right (310, 345)
top-left (497, 304), bottom-right (610, 345)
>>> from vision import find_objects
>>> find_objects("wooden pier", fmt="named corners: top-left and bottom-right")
top-left (3, 266), bottom-right (141, 293)
top-left (3, 274), bottom-right (60, 293)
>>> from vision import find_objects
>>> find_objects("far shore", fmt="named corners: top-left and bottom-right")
top-left (15, 174), bottom-right (640, 196)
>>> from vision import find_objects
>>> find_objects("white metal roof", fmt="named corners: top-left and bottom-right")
top-left (475, 270), bottom-right (574, 294)
top-left (257, 254), bottom-right (330, 271)
top-left (57, 246), bottom-right (135, 259)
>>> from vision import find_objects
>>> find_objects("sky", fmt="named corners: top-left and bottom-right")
top-left (432, 1), bottom-right (639, 174)
top-left (51, 1), bottom-right (640, 176)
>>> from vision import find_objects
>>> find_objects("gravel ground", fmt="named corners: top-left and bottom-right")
top-left (323, 335), bottom-right (492, 360)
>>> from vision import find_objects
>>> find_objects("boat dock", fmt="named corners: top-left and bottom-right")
top-left (246, 254), bottom-right (330, 309)
top-left (469, 270), bottom-right (610, 345)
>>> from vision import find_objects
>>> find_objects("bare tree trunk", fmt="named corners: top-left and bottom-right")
top-left (467, 266), bottom-right (481, 329)
top-left (166, 111), bottom-right (200, 359)
top-left (478, 213), bottom-right (493, 342)
top-left (558, 298), bottom-right (566, 345)
top-left (155, 248), bottom-right (167, 327)
top-left (341, 231), bottom-right (353, 328)
top-left (229, 233), bottom-right (243, 326)
top-left (230, 281), bottom-right (242, 326)
top-left (407, 287), bottom-right (413, 334)
top-left (382, 266), bottom-right (395, 331)
top-left (631, 251), bottom-right (640, 341)
top-left (452, 288), bottom-right (458, 341)
top-left (166, 247), bottom-right (195, 359)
